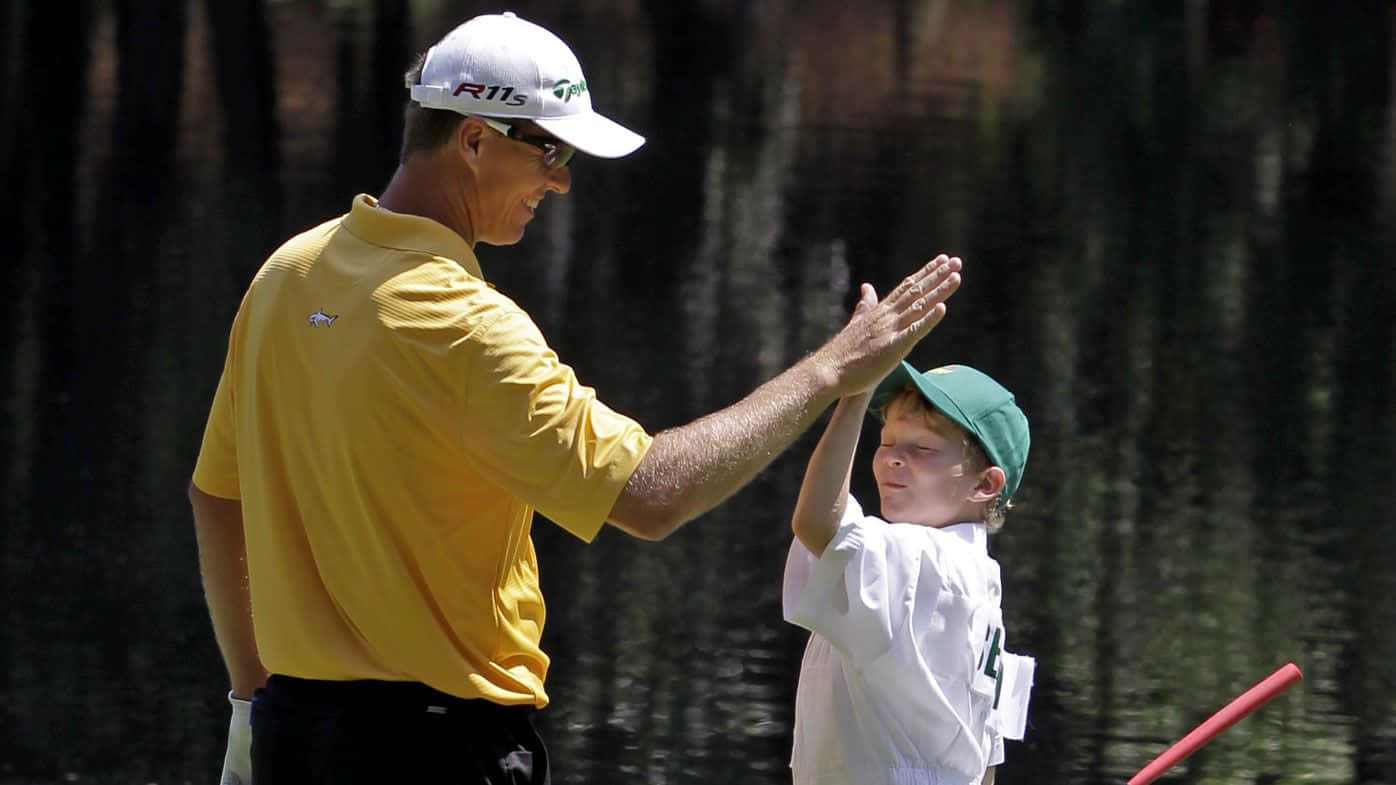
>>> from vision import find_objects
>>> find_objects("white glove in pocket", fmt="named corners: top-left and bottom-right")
top-left (995, 653), bottom-right (1035, 741)
top-left (220, 691), bottom-right (253, 785)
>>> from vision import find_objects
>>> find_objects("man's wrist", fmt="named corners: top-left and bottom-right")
top-left (230, 669), bottom-right (268, 701)
top-left (800, 347), bottom-right (845, 402)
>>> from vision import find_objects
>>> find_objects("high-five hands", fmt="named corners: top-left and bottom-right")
top-left (605, 254), bottom-right (960, 540)
top-left (823, 254), bottom-right (962, 395)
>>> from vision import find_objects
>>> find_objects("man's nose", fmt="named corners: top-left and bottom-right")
top-left (546, 164), bottom-right (571, 194)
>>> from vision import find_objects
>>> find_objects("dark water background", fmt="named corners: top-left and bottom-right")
top-left (3, 1), bottom-right (1394, 783)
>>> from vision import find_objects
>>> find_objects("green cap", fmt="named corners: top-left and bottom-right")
top-left (872, 362), bottom-right (1031, 503)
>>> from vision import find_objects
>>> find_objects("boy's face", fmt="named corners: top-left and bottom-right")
top-left (873, 398), bottom-right (992, 527)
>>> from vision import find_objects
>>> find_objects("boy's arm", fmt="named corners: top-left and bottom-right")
top-left (981, 766), bottom-right (995, 785)
top-left (791, 390), bottom-right (875, 557)
top-left (790, 283), bottom-right (886, 557)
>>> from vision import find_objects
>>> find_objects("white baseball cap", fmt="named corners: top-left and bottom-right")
top-left (409, 12), bottom-right (645, 159)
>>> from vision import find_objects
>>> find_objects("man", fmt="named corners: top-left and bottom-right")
top-left (190, 12), bottom-right (962, 785)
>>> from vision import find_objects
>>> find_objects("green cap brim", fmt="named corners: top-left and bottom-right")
top-left (871, 361), bottom-right (980, 440)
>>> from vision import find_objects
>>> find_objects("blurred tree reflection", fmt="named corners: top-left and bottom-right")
top-left (1, 1), bottom-right (1391, 783)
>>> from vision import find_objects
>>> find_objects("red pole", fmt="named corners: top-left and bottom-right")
top-left (1127, 662), bottom-right (1303, 785)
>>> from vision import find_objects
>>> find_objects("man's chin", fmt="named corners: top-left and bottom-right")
top-left (478, 229), bottom-right (526, 247)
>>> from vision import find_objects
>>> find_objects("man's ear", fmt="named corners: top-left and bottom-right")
top-left (457, 116), bottom-right (486, 167)
top-left (968, 466), bottom-right (1006, 504)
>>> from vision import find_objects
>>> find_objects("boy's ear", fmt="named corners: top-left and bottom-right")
top-left (968, 466), bottom-right (1006, 504)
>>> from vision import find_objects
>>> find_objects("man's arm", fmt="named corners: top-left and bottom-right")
top-left (982, 766), bottom-right (995, 785)
top-left (189, 483), bottom-right (267, 699)
top-left (608, 256), bottom-right (960, 540)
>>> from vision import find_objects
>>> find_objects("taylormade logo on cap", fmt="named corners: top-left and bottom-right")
top-left (408, 12), bottom-right (645, 159)
top-left (552, 79), bottom-right (588, 102)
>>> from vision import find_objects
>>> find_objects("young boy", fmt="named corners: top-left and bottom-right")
top-left (783, 358), bottom-right (1035, 785)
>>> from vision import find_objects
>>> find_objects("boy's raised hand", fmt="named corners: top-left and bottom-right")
top-left (823, 255), bottom-right (961, 395)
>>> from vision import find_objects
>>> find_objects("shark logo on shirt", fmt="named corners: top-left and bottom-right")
top-left (307, 309), bottom-right (338, 328)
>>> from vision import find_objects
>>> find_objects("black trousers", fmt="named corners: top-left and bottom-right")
top-left (251, 675), bottom-right (550, 785)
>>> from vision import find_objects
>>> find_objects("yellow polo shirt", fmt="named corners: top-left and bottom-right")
top-left (193, 194), bottom-right (652, 707)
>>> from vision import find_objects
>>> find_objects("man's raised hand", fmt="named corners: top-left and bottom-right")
top-left (825, 254), bottom-right (962, 395)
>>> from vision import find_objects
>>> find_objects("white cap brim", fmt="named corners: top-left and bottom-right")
top-left (536, 112), bottom-right (645, 159)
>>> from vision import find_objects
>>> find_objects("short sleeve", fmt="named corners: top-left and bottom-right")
top-left (192, 314), bottom-right (243, 500)
top-left (783, 494), bottom-right (937, 666)
top-left (458, 304), bottom-right (653, 542)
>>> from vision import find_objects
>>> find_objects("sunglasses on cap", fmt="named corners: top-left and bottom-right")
top-left (475, 116), bottom-right (575, 170)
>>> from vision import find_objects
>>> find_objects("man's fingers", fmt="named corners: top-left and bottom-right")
top-left (885, 303), bottom-right (950, 355)
top-left (913, 302), bottom-right (949, 336)
top-left (885, 254), bottom-right (951, 300)
top-left (892, 271), bottom-right (960, 331)
top-left (928, 270), bottom-right (961, 306)
top-left (885, 255), bottom-right (961, 311)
